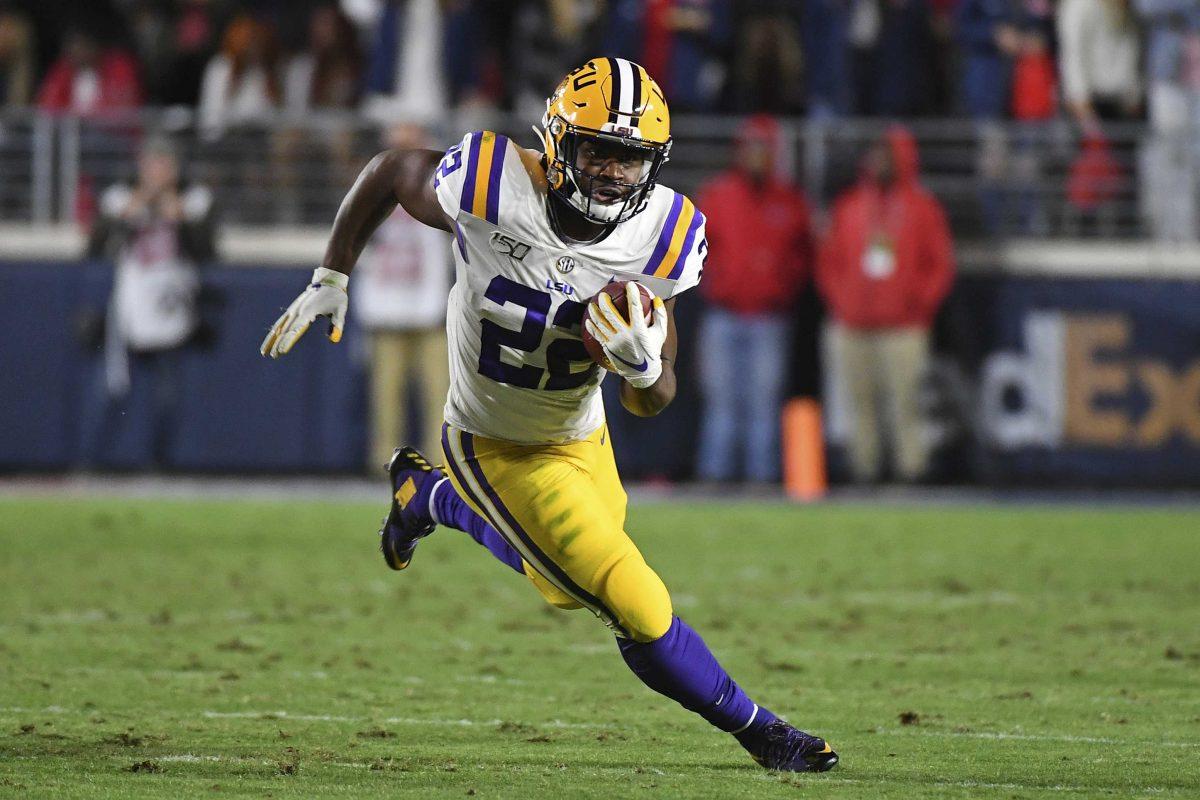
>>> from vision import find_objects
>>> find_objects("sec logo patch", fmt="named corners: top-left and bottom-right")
top-left (555, 255), bottom-right (576, 274)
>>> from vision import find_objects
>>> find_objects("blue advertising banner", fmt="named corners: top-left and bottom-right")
top-left (953, 276), bottom-right (1200, 486)
top-left (3, 258), bottom-right (1197, 487)
top-left (0, 261), bottom-right (365, 473)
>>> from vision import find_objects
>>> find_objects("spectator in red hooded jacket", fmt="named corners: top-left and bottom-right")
top-left (36, 27), bottom-right (143, 116)
top-left (817, 126), bottom-right (954, 483)
top-left (695, 115), bottom-right (814, 483)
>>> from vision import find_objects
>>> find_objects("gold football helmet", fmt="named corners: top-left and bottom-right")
top-left (541, 57), bottom-right (672, 225)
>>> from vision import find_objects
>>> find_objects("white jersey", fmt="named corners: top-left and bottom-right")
top-left (100, 184), bottom-right (210, 352)
top-left (433, 130), bottom-right (707, 445)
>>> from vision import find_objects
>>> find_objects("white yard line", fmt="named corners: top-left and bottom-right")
top-left (877, 728), bottom-right (1199, 749)
top-left (200, 710), bottom-right (608, 730)
top-left (4, 705), bottom-right (1194, 748)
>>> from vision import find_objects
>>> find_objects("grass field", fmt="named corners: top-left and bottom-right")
top-left (1, 496), bottom-right (1198, 799)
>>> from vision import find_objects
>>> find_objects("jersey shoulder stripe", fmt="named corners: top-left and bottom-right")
top-left (642, 191), bottom-right (705, 281)
top-left (459, 131), bottom-right (509, 224)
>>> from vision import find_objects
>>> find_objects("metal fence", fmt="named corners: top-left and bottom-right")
top-left (0, 109), bottom-right (1192, 240)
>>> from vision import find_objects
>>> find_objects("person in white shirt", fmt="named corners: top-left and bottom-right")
top-left (81, 135), bottom-right (216, 468)
top-left (1058, 0), bottom-right (1143, 133)
top-left (352, 123), bottom-right (453, 466)
top-left (197, 15), bottom-right (282, 141)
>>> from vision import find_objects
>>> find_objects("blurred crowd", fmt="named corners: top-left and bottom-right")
top-left (694, 116), bottom-right (954, 486)
top-left (1, 1), bottom-right (1198, 239)
top-left (0, 1), bottom-right (1196, 130)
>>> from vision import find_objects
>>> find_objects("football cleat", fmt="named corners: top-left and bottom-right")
top-left (744, 720), bottom-right (839, 773)
top-left (379, 446), bottom-right (444, 570)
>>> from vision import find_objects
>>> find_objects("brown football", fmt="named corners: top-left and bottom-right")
top-left (582, 280), bottom-right (655, 371)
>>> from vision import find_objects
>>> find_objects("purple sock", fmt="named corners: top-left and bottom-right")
top-left (618, 616), bottom-right (777, 739)
top-left (431, 478), bottom-right (525, 574)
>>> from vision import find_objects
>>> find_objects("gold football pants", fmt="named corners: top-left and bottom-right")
top-left (441, 422), bottom-right (673, 642)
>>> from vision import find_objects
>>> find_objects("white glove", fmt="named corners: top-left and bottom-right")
top-left (584, 282), bottom-right (668, 389)
top-left (260, 267), bottom-right (349, 359)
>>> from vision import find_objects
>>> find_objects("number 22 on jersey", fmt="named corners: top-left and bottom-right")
top-left (478, 275), bottom-right (598, 391)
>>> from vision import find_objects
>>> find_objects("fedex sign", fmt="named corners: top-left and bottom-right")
top-left (981, 312), bottom-right (1200, 451)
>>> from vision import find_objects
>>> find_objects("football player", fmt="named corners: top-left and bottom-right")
top-left (261, 57), bottom-right (837, 773)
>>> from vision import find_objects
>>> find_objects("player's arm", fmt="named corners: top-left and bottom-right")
top-left (260, 147), bottom-right (449, 359)
top-left (618, 298), bottom-right (678, 417)
top-left (322, 148), bottom-right (452, 274)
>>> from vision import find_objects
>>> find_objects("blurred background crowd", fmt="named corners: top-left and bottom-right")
top-left (2, 0), bottom-right (1199, 490)
top-left (0, 0), bottom-right (1196, 238)
top-left (1, 1), bottom-right (1191, 125)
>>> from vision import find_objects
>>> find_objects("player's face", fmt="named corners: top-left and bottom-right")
top-left (575, 139), bottom-right (648, 205)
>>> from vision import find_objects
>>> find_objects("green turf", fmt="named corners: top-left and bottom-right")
top-left (1, 497), bottom-right (1198, 799)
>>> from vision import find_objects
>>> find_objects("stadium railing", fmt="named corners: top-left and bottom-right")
top-left (0, 108), bottom-right (1186, 241)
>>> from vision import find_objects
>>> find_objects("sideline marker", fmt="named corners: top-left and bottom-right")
top-left (782, 397), bottom-right (827, 501)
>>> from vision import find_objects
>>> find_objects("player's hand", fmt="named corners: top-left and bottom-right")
top-left (584, 282), bottom-right (668, 390)
top-left (260, 267), bottom-right (349, 359)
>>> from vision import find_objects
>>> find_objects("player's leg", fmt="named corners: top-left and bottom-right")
top-left (589, 425), bottom-right (775, 722)
top-left (380, 441), bottom-right (525, 574)
top-left (443, 424), bottom-right (837, 771)
top-left (428, 473), bottom-right (524, 574)
top-left (585, 428), bottom-right (836, 771)
top-left (615, 617), bottom-right (836, 772)
top-left (442, 423), bottom-right (664, 636)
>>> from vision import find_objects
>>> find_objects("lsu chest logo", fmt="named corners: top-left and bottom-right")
top-left (547, 255), bottom-right (578, 295)
top-left (489, 231), bottom-right (531, 261)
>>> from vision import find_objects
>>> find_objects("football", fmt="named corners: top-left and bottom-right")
top-left (582, 280), bottom-right (655, 370)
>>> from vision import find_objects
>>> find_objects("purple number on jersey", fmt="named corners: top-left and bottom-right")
top-left (477, 275), bottom-right (598, 391)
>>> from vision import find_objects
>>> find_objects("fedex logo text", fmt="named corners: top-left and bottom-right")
top-left (981, 312), bottom-right (1200, 450)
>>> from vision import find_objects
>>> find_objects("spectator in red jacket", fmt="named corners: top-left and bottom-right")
top-left (817, 126), bottom-right (955, 483)
top-left (695, 114), bottom-right (814, 483)
top-left (36, 28), bottom-right (143, 116)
